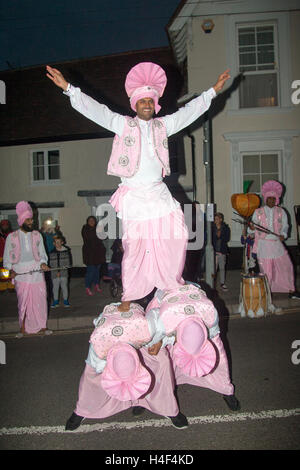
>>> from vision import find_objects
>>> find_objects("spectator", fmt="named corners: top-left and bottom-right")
top-left (212, 212), bottom-right (230, 291)
top-left (81, 216), bottom-right (106, 296)
top-left (49, 234), bottom-right (72, 308)
top-left (0, 219), bottom-right (12, 260)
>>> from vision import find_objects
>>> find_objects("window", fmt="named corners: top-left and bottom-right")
top-left (242, 153), bottom-right (280, 194)
top-left (225, 12), bottom-right (292, 113)
top-left (237, 23), bottom-right (278, 108)
top-left (0, 208), bottom-right (60, 231)
top-left (31, 149), bottom-right (60, 183)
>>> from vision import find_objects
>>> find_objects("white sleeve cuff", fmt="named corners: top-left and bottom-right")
top-left (63, 83), bottom-right (72, 96)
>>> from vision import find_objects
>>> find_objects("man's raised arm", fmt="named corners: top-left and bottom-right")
top-left (45, 65), bottom-right (125, 136)
top-left (46, 65), bottom-right (69, 91)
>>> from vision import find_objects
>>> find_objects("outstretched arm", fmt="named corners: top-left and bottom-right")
top-left (45, 65), bottom-right (125, 136)
top-left (213, 69), bottom-right (230, 93)
top-left (164, 69), bottom-right (231, 137)
top-left (46, 65), bottom-right (69, 91)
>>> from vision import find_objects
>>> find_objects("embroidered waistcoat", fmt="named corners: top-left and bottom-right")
top-left (8, 230), bottom-right (42, 264)
top-left (107, 116), bottom-right (170, 178)
top-left (252, 206), bottom-right (283, 254)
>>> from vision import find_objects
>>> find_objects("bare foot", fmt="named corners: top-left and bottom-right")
top-left (118, 301), bottom-right (131, 312)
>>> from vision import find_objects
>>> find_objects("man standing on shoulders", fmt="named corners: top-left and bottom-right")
top-left (46, 63), bottom-right (230, 312)
top-left (3, 201), bottom-right (53, 338)
top-left (251, 180), bottom-right (300, 299)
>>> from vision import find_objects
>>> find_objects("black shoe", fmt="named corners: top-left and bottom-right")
top-left (168, 412), bottom-right (189, 429)
top-left (223, 394), bottom-right (241, 411)
top-left (132, 406), bottom-right (145, 416)
top-left (289, 291), bottom-right (300, 299)
top-left (65, 412), bottom-right (85, 431)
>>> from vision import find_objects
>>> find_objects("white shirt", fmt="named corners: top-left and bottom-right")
top-left (64, 84), bottom-right (216, 219)
top-left (3, 230), bottom-right (48, 282)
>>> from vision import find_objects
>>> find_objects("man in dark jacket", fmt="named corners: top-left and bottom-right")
top-left (212, 212), bottom-right (230, 291)
top-left (82, 216), bottom-right (106, 296)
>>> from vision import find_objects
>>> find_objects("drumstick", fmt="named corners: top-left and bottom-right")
top-left (15, 266), bottom-right (72, 276)
top-left (232, 218), bottom-right (272, 235)
top-left (232, 212), bottom-right (281, 238)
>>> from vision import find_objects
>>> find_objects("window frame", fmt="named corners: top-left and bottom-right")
top-left (30, 148), bottom-right (61, 186)
top-left (236, 21), bottom-right (279, 109)
top-left (241, 151), bottom-right (282, 195)
top-left (225, 11), bottom-right (292, 114)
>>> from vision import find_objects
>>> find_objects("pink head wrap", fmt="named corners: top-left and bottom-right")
top-left (101, 343), bottom-right (151, 401)
top-left (173, 317), bottom-right (217, 377)
top-left (261, 180), bottom-right (282, 205)
top-left (16, 201), bottom-right (33, 226)
top-left (125, 62), bottom-right (167, 114)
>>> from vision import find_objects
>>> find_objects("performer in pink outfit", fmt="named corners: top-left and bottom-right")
top-left (65, 303), bottom-right (186, 431)
top-left (146, 284), bottom-right (239, 411)
top-left (46, 63), bottom-right (230, 312)
top-left (251, 180), bottom-right (300, 298)
top-left (3, 201), bottom-right (52, 337)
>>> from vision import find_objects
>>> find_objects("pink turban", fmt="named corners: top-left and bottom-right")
top-left (16, 201), bottom-right (33, 226)
top-left (261, 180), bottom-right (283, 205)
top-left (125, 62), bottom-right (167, 114)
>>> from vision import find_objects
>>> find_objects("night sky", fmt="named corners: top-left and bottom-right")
top-left (0, 0), bottom-right (181, 71)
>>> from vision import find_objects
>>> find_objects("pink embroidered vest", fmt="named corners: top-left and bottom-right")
top-left (8, 230), bottom-right (42, 264)
top-left (107, 116), bottom-right (170, 178)
top-left (252, 206), bottom-right (283, 254)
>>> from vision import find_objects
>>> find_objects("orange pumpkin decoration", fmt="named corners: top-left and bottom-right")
top-left (231, 193), bottom-right (260, 218)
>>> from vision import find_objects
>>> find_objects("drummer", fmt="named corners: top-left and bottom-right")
top-left (250, 180), bottom-right (300, 298)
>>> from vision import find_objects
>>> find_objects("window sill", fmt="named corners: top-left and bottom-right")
top-left (226, 106), bottom-right (294, 116)
top-left (30, 180), bottom-right (62, 187)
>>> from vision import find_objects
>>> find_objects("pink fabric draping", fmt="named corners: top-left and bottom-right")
top-left (168, 335), bottom-right (234, 396)
top-left (75, 347), bottom-right (179, 419)
top-left (258, 252), bottom-right (295, 292)
top-left (121, 209), bottom-right (188, 301)
top-left (109, 185), bottom-right (131, 214)
top-left (101, 344), bottom-right (152, 401)
top-left (15, 279), bottom-right (48, 333)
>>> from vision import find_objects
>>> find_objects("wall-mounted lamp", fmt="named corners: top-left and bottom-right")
top-left (201, 19), bottom-right (215, 34)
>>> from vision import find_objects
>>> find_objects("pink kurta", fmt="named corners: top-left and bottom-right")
top-left (75, 347), bottom-right (179, 419)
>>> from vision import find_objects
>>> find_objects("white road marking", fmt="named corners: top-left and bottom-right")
top-left (0, 408), bottom-right (299, 436)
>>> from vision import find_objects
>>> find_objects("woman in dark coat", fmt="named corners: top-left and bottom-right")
top-left (81, 216), bottom-right (106, 296)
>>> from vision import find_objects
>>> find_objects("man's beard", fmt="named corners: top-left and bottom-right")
top-left (21, 223), bottom-right (33, 232)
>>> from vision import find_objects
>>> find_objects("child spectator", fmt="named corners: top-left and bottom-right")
top-left (49, 235), bottom-right (72, 307)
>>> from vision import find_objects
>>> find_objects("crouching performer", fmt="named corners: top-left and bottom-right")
top-left (65, 283), bottom-right (239, 431)
top-left (65, 302), bottom-right (187, 431)
top-left (146, 283), bottom-right (240, 411)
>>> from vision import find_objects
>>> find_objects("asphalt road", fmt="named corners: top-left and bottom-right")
top-left (0, 312), bottom-right (299, 452)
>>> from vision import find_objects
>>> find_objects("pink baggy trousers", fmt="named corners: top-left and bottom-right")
top-left (121, 209), bottom-right (188, 301)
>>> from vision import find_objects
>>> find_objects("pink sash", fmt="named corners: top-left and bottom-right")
top-left (109, 185), bottom-right (131, 213)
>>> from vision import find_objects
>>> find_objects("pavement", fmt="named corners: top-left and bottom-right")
top-left (0, 268), bottom-right (299, 335)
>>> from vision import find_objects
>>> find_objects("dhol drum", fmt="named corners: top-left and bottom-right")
top-left (239, 273), bottom-right (272, 318)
